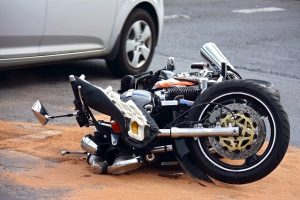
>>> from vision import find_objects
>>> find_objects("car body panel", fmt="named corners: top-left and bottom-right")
top-left (0, 0), bottom-right (46, 59)
top-left (0, 0), bottom-right (164, 69)
top-left (39, 0), bottom-right (117, 55)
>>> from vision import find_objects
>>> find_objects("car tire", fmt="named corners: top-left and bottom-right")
top-left (107, 8), bottom-right (157, 77)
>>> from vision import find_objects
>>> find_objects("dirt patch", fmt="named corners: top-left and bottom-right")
top-left (0, 121), bottom-right (299, 200)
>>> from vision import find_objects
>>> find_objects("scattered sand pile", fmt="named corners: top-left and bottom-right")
top-left (0, 121), bottom-right (299, 200)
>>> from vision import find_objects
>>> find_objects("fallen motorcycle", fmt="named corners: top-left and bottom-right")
top-left (32, 42), bottom-right (289, 184)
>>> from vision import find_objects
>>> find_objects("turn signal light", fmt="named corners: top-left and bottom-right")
top-left (131, 121), bottom-right (139, 135)
top-left (111, 121), bottom-right (122, 134)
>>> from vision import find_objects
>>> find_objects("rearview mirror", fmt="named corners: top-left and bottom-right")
top-left (32, 100), bottom-right (50, 126)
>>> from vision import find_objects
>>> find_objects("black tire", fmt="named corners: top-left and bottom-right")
top-left (187, 80), bottom-right (289, 184)
top-left (247, 79), bottom-right (281, 100)
top-left (107, 9), bottom-right (157, 77)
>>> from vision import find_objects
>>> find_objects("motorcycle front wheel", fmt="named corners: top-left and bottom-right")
top-left (187, 80), bottom-right (289, 184)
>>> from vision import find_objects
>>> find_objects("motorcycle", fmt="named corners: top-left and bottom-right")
top-left (32, 42), bottom-right (290, 184)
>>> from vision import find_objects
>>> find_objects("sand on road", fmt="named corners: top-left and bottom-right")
top-left (0, 121), bottom-right (299, 200)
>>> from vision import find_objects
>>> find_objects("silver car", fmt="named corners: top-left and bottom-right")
top-left (0, 0), bottom-right (164, 76)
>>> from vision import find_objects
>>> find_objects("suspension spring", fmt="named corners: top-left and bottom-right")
top-left (166, 87), bottom-right (200, 100)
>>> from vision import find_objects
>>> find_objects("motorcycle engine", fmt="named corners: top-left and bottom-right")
top-left (120, 90), bottom-right (154, 114)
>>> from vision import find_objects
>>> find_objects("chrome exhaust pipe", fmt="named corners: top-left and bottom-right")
top-left (87, 154), bottom-right (108, 174)
top-left (107, 156), bottom-right (143, 175)
top-left (150, 145), bottom-right (173, 154)
top-left (200, 42), bottom-right (235, 71)
top-left (157, 127), bottom-right (239, 138)
top-left (81, 136), bottom-right (98, 154)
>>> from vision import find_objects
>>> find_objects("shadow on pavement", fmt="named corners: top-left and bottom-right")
top-left (0, 59), bottom-right (116, 89)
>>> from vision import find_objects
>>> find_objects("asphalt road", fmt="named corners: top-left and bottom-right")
top-left (0, 0), bottom-right (300, 147)
top-left (0, 1), bottom-right (300, 199)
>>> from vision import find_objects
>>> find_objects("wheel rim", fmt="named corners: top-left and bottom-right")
top-left (125, 20), bottom-right (152, 69)
top-left (197, 92), bottom-right (276, 172)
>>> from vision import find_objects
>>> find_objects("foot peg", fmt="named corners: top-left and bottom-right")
top-left (61, 150), bottom-right (87, 156)
top-left (107, 156), bottom-right (143, 175)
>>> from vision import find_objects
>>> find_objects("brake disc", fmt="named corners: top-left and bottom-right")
top-left (209, 103), bottom-right (266, 159)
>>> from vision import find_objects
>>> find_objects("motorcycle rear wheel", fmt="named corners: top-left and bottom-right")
top-left (187, 80), bottom-right (289, 184)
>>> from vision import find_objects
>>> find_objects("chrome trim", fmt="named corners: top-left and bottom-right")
top-left (150, 145), bottom-right (173, 154)
top-left (0, 48), bottom-right (107, 69)
top-left (99, 121), bottom-right (112, 128)
top-left (111, 134), bottom-right (119, 146)
top-left (0, 49), bottom-right (104, 62)
top-left (200, 77), bottom-right (208, 92)
top-left (157, 129), bottom-right (171, 137)
top-left (61, 150), bottom-right (87, 156)
top-left (158, 127), bottom-right (239, 138)
top-left (161, 100), bottom-right (178, 106)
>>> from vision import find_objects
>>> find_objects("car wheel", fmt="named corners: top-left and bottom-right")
top-left (107, 8), bottom-right (157, 76)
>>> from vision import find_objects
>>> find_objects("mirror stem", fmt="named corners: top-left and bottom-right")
top-left (48, 113), bottom-right (76, 119)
